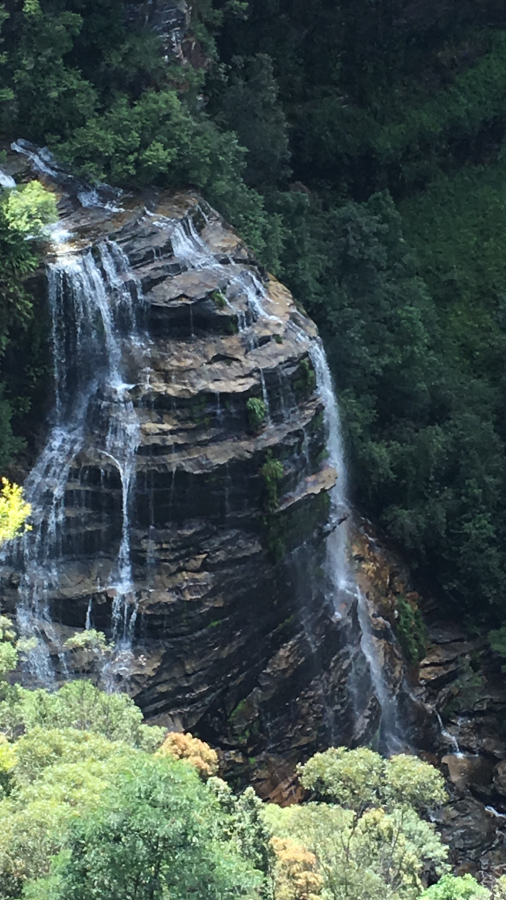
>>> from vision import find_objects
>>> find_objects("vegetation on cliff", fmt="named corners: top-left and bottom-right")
top-left (0, 179), bottom-right (56, 470)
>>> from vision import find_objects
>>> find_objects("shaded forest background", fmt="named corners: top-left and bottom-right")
top-left (1, 0), bottom-right (506, 625)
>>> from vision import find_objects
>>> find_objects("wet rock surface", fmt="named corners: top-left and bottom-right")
top-left (348, 517), bottom-right (506, 872)
top-left (1, 174), bottom-right (379, 796)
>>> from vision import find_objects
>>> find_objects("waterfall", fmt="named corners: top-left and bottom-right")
top-left (153, 209), bottom-right (403, 753)
top-left (4, 184), bottom-right (401, 744)
top-left (308, 342), bottom-right (403, 754)
top-left (9, 240), bottom-right (144, 687)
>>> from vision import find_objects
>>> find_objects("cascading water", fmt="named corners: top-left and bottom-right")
top-left (8, 239), bottom-right (144, 687)
top-left (152, 209), bottom-right (403, 752)
top-left (308, 342), bottom-right (404, 753)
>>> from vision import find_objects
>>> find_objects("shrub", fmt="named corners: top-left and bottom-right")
top-left (247, 397), bottom-right (267, 432)
top-left (157, 732), bottom-right (219, 780)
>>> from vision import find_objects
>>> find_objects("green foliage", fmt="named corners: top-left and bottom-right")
top-left (0, 617), bottom-right (18, 682)
top-left (266, 746), bottom-right (448, 900)
top-left (0, 480), bottom-right (31, 547)
top-left (0, 680), bottom-right (164, 749)
top-left (208, 779), bottom-right (275, 882)
top-left (395, 597), bottom-right (427, 666)
top-left (293, 358), bottom-right (316, 399)
top-left (63, 629), bottom-right (108, 651)
top-left (0, 182), bottom-right (57, 236)
top-left (211, 289), bottom-right (227, 309)
top-left (215, 53), bottom-right (290, 189)
top-left (26, 757), bottom-right (262, 900)
top-left (299, 747), bottom-right (447, 814)
top-left (247, 397), bottom-right (267, 432)
top-left (266, 803), bottom-right (447, 900)
top-left (420, 873), bottom-right (491, 900)
top-left (259, 451), bottom-right (284, 513)
top-left (0, 180), bottom-right (56, 470)
top-left (489, 624), bottom-right (506, 670)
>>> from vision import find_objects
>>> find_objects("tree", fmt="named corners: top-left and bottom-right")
top-left (298, 747), bottom-right (447, 813)
top-left (217, 53), bottom-right (291, 189)
top-left (265, 747), bottom-right (448, 900)
top-left (0, 731), bottom-right (135, 897)
top-left (157, 731), bottom-right (219, 779)
top-left (0, 479), bottom-right (31, 546)
top-left (26, 756), bottom-right (262, 900)
top-left (0, 180), bottom-right (57, 471)
top-left (271, 836), bottom-right (323, 900)
top-left (420, 874), bottom-right (491, 900)
top-left (0, 679), bottom-right (165, 748)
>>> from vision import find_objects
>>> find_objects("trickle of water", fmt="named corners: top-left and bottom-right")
top-left (12, 139), bottom-right (124, 211)
top-left (435, 710), bottom-right (463, 757)
top-left (259, 368), bottom-right (271, 422)
top-left (357, 591), bottom-right (404, 754)
top-left (149, 213), bottom-right (280, 329)
top-left (308, 340), bottom-right (405, 752)
top-left (0, 170), bottom-right (16, 189)
top-left (85, 597), bottom-right (93, 631)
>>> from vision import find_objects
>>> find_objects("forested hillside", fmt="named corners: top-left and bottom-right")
top-left (2, 0), bottom-right (506, 624)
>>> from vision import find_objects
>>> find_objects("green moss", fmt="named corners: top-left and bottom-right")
top-left (293, 358), bottom-right (317, 399)
top-left (246, 397), bottom-right (267, 432)
top-left (211, 289), bottom-right (227, 309)
top-left (261, 488), bottom-right (330, 563)
top-left (316, 448), bottom-right (329, 465)
top-left (230, 698), bottom-right (248, 722)
top-left (395, 596), bottom-right (427, 666)
top-left (259, 450), bottom-right (284, 512)
top-left (309, 410), bottom-right (324, 433)
top-left (225, 319), bottom-right (239, 335)
top-left (273, 333), bottom-right (283, 344)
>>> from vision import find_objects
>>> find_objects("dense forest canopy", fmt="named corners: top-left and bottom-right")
top-left (2, 0), bottom-right (506, 626)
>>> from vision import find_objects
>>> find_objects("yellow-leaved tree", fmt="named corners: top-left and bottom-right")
top-left (0, 478), bottom-right (30, 546)
top-left (0, 478), bottom-right (31, 681)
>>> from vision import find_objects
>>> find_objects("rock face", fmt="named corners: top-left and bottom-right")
top-left (0, 173), bottom-right (379, 794)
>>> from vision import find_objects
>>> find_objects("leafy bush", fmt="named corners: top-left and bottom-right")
top-left (0, 480), bottom-right (31, 546)
top-left (259, 452), bottom-right (284, 512)
top-left (420, 873), bottom-right (491, 900)
top-left (247, 397), bottom-right (267, 432)
top-left (157, 731), bottom-right (219, 780)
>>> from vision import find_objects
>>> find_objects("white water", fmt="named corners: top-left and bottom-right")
top-left (8, 239), bottom-right (144, 686)
top-left (149, 212), bottom-right (281, 329)
top-left (0, 169), bottom-right (16, 189)
top-left (309, 342), bottom-right (403, 752)
top-left (12, 139), bottom-right (124, 211)
top-left (435, 711), bottom-right (463, 757)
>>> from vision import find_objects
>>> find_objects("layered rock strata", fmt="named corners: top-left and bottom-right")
top-left (1, 178), bottom-right (377, 793)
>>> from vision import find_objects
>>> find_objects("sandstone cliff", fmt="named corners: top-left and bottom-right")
top-left (0, 161), bottom-right (384, 796)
